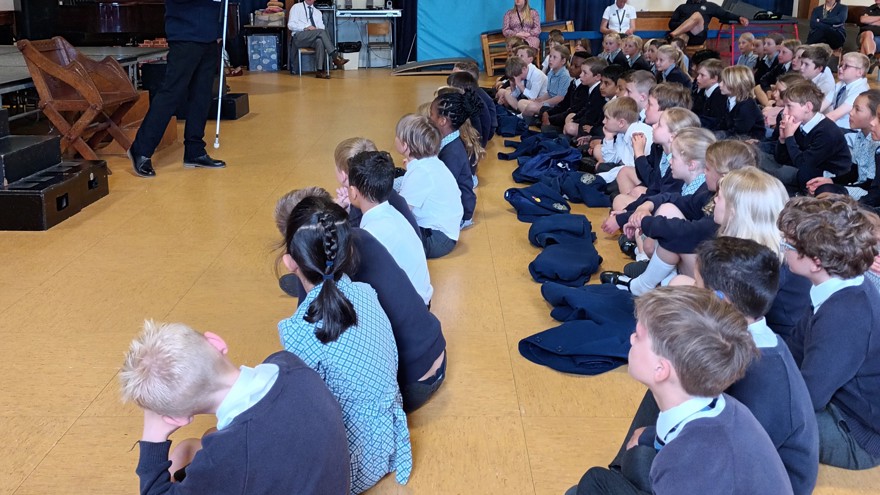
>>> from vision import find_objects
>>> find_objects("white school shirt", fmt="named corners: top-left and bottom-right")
top-left (810, 276), bottom-right (865, 313)
top-left (360, 201), bottom-right (434, 305)
top-left (656, 395), bottom-right (726, 447)
top-left (826, 77), bottom-right (869, 129)
top-left (602, 4), bottom-right (636, 33)
top-left (287, 2), bottom-right (325, 33)
top-left (811, 67), bottom-right (836, 103)
top-left (512, 63), bottom-right (549, 100)
top-left (399, 156), bottom-right (463, 241)
top-left (601, 121), bottom-right (653, 167)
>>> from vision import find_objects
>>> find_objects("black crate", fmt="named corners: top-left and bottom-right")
top-left (0, 160), bottom-right (109, 230)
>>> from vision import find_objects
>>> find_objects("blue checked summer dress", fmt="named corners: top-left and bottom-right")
top-left (278, 275), bottom-right (413, 494)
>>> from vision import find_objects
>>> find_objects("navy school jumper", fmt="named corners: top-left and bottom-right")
top-left (438, 137), bottom-right (477, 222)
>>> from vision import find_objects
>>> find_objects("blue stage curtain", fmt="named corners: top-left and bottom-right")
top-left (396, 0), bottom-right (416, 65)
top-left (417, 0), bottom-right (543, 67)
top-left (555, 0), bottom-right (606, 31)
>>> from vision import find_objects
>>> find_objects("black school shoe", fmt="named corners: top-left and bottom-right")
top-left (600, 271), bottom-right (632, 291)
top-left (184, 154), bottom-right (226, 169)
top-left (618, 235), bottom-right (638, 259)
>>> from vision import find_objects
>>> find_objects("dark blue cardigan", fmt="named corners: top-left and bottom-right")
top-left (136, 352), bottom-right (350, 495)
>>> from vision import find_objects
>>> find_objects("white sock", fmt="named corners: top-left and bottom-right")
top-left (629, 255), bottom-right (676, 296)
top-left (634, 247), bottom-right (649, 262)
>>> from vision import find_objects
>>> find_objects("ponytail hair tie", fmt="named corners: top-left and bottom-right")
top-left (326, 260), bottom-right (334, 269)
top-left (714, 290), bottom-right (725, 300)
top-left (323, 274), bottom-right (334, 282)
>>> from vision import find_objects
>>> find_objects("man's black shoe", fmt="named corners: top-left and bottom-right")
top-left (184, 154), bottom-right (226, 169)
top-left (128, 151), bottom-right (155, 178)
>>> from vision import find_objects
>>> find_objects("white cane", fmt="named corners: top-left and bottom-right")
top-left (214, 0), bottom-right (230, 149)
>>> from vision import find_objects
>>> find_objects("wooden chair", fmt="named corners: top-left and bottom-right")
top-left (481, 20), bottom-right (574, 77)
top-left (18, 37), bottom-right (139, 160)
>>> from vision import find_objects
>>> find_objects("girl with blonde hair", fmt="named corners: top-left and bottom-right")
top-left (654, 44), bottom-right (691, 88)
top-left (716, 65), bottom-right (766, 139)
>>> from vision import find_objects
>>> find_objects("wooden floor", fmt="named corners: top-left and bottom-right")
top-left (1, 69), bottom-right (878, 495)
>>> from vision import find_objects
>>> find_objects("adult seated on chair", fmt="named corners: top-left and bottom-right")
top-left (808, 0), bottom-right (848, 51)
top-left (858, 0), bottom-right (880, 67)
top-left (668, 0), bottom-right (749, 47)
top-left (288, 0), bottom-right (348, 79)
top-left (502, 0), bottom-right (541, 50)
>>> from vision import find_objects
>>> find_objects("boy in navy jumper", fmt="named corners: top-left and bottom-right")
top-left (696, 237), bottom-right (819, 494)
top-left (121, 321), bottom-right (350, 494)
top-left (768, 81), bottom-right (852, 192)
top-left (778, 196), bottom-right (880, 469)
top-left (567, 286), bottom-right (793, 495)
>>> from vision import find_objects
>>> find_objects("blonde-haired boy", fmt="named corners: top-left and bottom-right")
top-left (824, 52), bottom-right (871, 128)
top-left (594, 96), bottom-right (653, 171)
top-left (121, 320), bottom-right (349, 494)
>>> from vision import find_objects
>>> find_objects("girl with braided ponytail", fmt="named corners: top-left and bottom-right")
top-left (278, 199), bottom-right (413, 493)
top-left (431, 88), bottom-right (483, 229)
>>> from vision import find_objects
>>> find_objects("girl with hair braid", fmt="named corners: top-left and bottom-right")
top-left (431, 89), bottom-right (483, 229)
top-left (278, 199), bottom-right (413, 494)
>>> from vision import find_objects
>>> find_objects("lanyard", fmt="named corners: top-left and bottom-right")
top-left (615, 8), bottom-right (626, 29)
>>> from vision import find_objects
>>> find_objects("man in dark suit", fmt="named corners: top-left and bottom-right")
top-left (129, 0), bottom-right (228, 178)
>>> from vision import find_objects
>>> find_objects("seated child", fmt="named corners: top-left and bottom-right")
top-left (696, 237), bottom-right (819, 494)
top-left (623, 35), bottom-right (652, 71)
top-left (614, 108), bottom-right (701, 210)
top-left (759, 73), bottom-right (806, 150)
top-left (692, 58), bottom-right (726, 129)
top-left (347, 151), bottom-right (433, 305)
top-left (541, 29), bottom-right (565, 72)
top-left (669, 36), bottom-right (691, 72)
top-left (736, 32), bottom-right (758, 68)
top-left (574, 37), bottom-right (592, 56)
top-left (431, 90), bottom-right (482, 229)
top-left (541, 50), bottom-right (590, 129)
top-left (610, 84), bottom-right (695, 214)
top-left (592, 96), bottom-right (654, 171)
top-left (777, 196), bottom-right (880, 470)
top-left (767, 81), bottom-right (852, 191)
top-left (490, 37), bottom-right (527, 94)
top-left (562, 59), bottom-right (613, 140)
top-left (759, 39), bottom-right (799, 92)
top-left (799, 44), bottom-right (836, 104)
top-left (275, 189), bottom-right (447, 413)
top-left (568, 286), bottom-right (792, 495)
top-left (755, 32), bottom-right (784, 84)
top-left (447, 71), bottom-right (492, 147)
top-left (808, 89), bottom-right (880, 199)
top-left (121, 321), bottom-right (350, 494)
top-left (497, 48), bottom-right (548, 110)
top-left (653, 45), bottom-right (691, 88)
top-left (278, 200), bottom-right (413, 493)
top-left (621, 69), bottom-right (656, 121)
top-left (599, 32), bottom-right (628, 66)
top-left (824, 51), bottom-right (871, 129)
top-left (643, 38), bottom-right (669, 74)
top-left (332, 137), bottom-right (420, 239)
top-left (715, 65), bottom-right (765, 140)
top-left (575, 63), bottom-right (628, 145)
top-left (395, 114), bottom-right (463, 258)
top-left (519, 44), bottom-right (573, 119)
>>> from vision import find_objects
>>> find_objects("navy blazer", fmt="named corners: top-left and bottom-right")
top-left (760, 61), bottom-right (791, 91)
top-left (629, 55), bottom-right (652, 72)
top-left (657, 66), bottom-right (691, 89)
top-left (634, 144), bottom-right (684, 196)
top-left (774, 116), bottom-right (853, 189)
top-left (573, 84), bottom-right (607, 131)
top-left (716, 98), bottom-right (766, 140)
top-left (695, 88), bottom-right (727, 130)
top-left (754, 54), bottom-right (779, 85)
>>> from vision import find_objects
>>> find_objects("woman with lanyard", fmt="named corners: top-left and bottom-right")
top-left (502, 0), bottom-right (541, 49)
top-left (601, 0), bottom-right (637, 36)
top-left (807, 0), bottom-right (848, 51)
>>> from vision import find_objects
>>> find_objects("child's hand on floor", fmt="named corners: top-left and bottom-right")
top-left (601, 211), bottom-right (623, 235)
